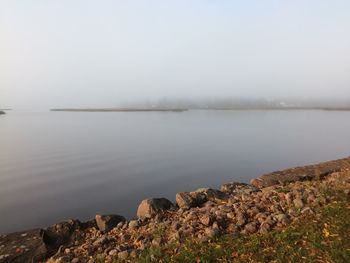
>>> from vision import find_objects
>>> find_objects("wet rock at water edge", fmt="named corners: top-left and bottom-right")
top-left (137, 198), bottom-right (174, 218)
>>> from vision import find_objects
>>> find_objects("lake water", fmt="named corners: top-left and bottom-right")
top-left (1, 110), bottom-right (350, 233)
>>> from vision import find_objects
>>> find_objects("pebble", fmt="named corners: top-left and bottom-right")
top-left (108, 249), bottom-right (118, 256)
top-left (293, 198), bottom-right (304, 209)
top-left (118, 250), bottom-right (129, 260)
top-left (205, 227), bottom-right (220, 238)
top-left (128, 220), bottom-right (139, 229)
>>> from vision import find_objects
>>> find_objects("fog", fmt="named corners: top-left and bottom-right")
top-left (1, 1), bottom-right (350, 109)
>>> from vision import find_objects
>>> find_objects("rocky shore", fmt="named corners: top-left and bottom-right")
top-left (1, 157), bottom-right (350, 263)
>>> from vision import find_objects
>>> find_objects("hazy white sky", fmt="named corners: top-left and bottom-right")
top-left (1, 0), bottom-right (350, 109)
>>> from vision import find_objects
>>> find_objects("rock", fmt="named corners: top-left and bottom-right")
top-left (92, 236), bottom-right (108, 246)
top-left (221, 182), bottom-right (259, 195)
top-left (0, 229), bottom-right (53, 263)
top-left (244, 222), bottom-right (258, 234)
top-left (176, 192), bottom-right (197, 209)
top-left (118, 250), bottom-right (129, 260)
top-left (227, 212), bottom-right (235, 219)
top-left (194, 188), bottom-right (228, 202)
top-left (204, 227), bottom-right (220, 238)
top-left (199, 214), bottom-right (213, 226)
top-left (137, 198), bottom-right (174, 218)
top-left (43, 219), bottom-right (81, 248)
top-left (259, 222), bottom-right (271, 233)
top-left (250, 157), bottom-right (350, 188)
top-left (171, 222), bottom-right (181, 231)
top-left (0, 111), bottom-right (6, 115)
top-left (236, 212), bottom-right (247, 227)
top-left (274, 213), bottom-right (287, 222)
top-left (151, 237), bottom-right (163, 246)
top-left (176, 189), bottom-right (221, 209)
top-left (293, 198), bottom-right (304, 209)
top-left (301, 207), bottom-right (314, 215)
top-left (95, 214), bottom-right (126, 232)
top-left (128, 220), bottom-right (139, 229)
top-left (129, 249), bottom-right (139, 258)
top-left (285, 193), bottom-right (294, 205)
top-left (108, 249), bottom-right (118, 256)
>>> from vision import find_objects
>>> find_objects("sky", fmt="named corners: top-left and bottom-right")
top-left (1, 0), bottom-right (350, 109)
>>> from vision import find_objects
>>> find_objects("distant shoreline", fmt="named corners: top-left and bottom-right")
top-left (50, 108), bottom-right (188, 112)
top-left (49, 107), bottom-right (350, 112)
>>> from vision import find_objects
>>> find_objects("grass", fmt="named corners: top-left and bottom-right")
top-left (138, 191), bottom-right (350, 263)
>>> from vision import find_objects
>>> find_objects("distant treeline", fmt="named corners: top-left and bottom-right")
top-left (118, 98), bottom-right (350, 110)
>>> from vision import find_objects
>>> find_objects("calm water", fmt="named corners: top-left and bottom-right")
top-left (1, 110), bottom-right (350, 233)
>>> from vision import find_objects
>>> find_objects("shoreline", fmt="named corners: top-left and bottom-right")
top-left (49, 107), bottom-right (350, 112)
top-left (1, 156), bottom-right (350, 262)
top-left (50, 108), bottom-right (188, 112)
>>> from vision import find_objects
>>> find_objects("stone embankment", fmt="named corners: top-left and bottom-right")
top-left (1, 157), bottom-right (350, 263)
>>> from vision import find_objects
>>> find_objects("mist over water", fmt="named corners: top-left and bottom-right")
top-left (1, 1), bottom-right (350, 235)
top-left (1, 110), bottom-right (350, 233)
top-left (1, 1), bottom-right (350, 109)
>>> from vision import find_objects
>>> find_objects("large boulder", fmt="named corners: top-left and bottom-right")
top-left (250, 156), bottom-right (350, 188)
top-left (0, 229), bottom-right (47, 263)
top-left (137, 198), bottom-right (174, 218)
top-left (42, 219), bottom-right (81, 249)
top-left (95, 214), bottom-right (126, 232)
top-left (0, 220), bottom-right (83, 263)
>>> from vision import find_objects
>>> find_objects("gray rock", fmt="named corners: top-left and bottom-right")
top-left (250, 157), bottom-right (350, 188)
top-left (137, 198), bottom-right (174, 218)
top-left (194, 188), bottom-right (228, 202)
top-left (95, 214), bottom-right (126, 232)
top-left (92, 236), bottom-right (108, 246)
top-left (221, 182), bottom-right (259, 195)
top-left (176, 192), bottom-right (197, 209)
top-left (0, 111), bottom-right (6, 115)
